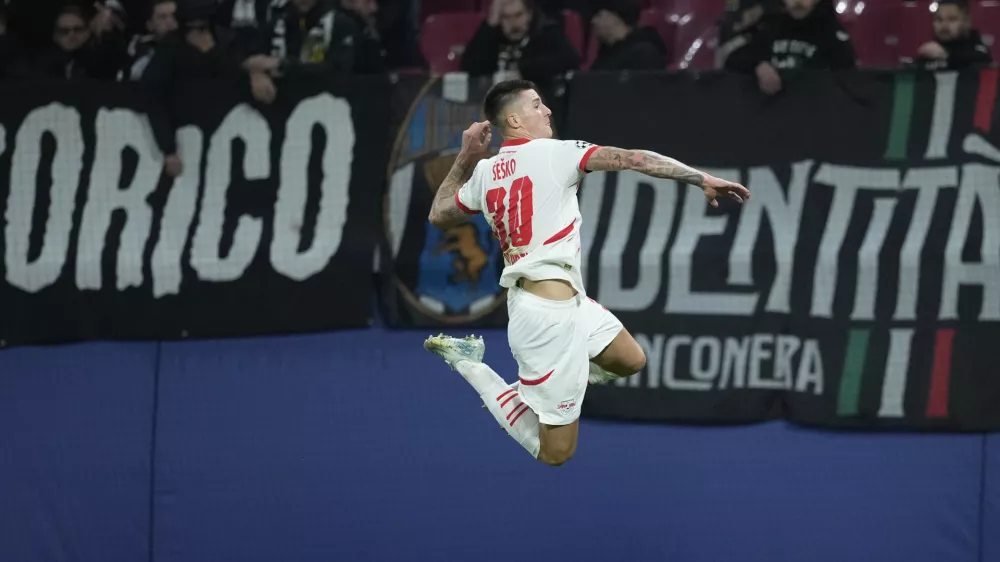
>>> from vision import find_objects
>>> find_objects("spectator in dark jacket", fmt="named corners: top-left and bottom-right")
top-left (216, 0), bottom-right (285, 59)
top-left (731, 0), bottom-right (855, 95)
top-left (121, 0), bottom-right (178, 80)
top-left (338, 0), bottom-right (388, 72)
top-left (589, 0), bottom-right (666, 71)
top-left (462, 0), bottom-right (578, 86)
top-left (32, 4), bottom-right (126, 80)
top-left (142, 0), bottom-right (274, 178)
top-left (717, 0), bottom-right (781, 70)
top-left (261, 0), bottom-right (380, 75)
top-left (914, 0), bottom-right (992, 70)
top-left (143, 0), bottom-right (254, 90)
top-left (373, 0), bottom-right (426, 70)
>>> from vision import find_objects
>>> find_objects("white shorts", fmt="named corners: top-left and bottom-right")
top-left (506, 285), bottom-right (624, 426)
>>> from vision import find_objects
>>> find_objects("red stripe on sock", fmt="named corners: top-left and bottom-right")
top-left (496, 389), bottom-right (516, 402)
top-left (974, 69), bottom-right (998, 133)
top-left (508, 403), bottom-right (528, 424)
top-left (500, 393), bottom-right (518, 408)
top-left (926, 329), bottom-right (955, 418)
top-left (509, 404), bottom-right (530, 426)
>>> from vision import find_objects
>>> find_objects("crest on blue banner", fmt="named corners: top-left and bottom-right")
top-left (384, 78), bottom-right (507, 324)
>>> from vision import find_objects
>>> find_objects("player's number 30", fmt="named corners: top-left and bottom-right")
top-left (485, 176), bottom-right (534, 252)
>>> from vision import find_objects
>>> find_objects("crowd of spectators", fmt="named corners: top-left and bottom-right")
top-left (718, 0), bottom-right (993, 94)
top-left (0, 0), bottom-right (992, 88)
top-left (0, 0), bottom-right (993, 166)
top-left (0, 0), bottom-right (424, 83)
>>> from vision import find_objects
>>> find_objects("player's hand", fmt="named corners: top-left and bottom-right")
top-left (460, 121), bottom-right (492, 156)
top-left (918, 42), bottom-right (948, 60)
top-left (702, 176), bottom-right (750, 208)
top-left (163, 154), bottom-right (183, 178)
top-left (755, 62), bottom-right (782, 95)
top-left (250, 71), bottom-right (277, 104)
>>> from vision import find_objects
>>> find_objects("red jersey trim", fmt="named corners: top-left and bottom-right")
top-left (519, 369), bottom-right (554, 386)
top-left (543, 221), bottom-right (575, 245)
top-left (501, 138), bottom-right (532, 147)
top-left (579, 145), bottom-right (600, 171)
top-left (454, 191), bottom-right (479, 215)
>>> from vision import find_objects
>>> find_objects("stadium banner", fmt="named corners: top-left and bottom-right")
top-left (379, 73), bottom-right (574, 328)
top-left (0, 77), bottom-right (389, 346)
top-left (572, 70), bottom-right (1000, 430)
top-left (380, 74), bottom-right (511, 328)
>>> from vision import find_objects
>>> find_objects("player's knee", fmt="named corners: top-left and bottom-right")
top-left (538, 442), bottom-right (576, 466)
top-left (626, 348), bottom-right (647, 375)
top-left (539, 449), bottom-right (574, 466)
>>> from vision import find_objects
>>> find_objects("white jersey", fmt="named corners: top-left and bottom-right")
top-left (455, 138), bottom-right (599, 295)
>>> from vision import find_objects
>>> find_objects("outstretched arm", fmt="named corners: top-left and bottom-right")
top-left (586, 147), bottom-right (706, 185)
top-left (428, 153), bottom-right (486, 229)
top-left (585, 146), bottom-right (750, 207)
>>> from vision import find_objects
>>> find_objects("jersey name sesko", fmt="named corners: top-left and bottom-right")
top-left (455, 138), bottom-right (600, 296)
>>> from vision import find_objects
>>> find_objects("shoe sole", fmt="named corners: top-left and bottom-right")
top-left (423, 335), bottom-right (449, 353)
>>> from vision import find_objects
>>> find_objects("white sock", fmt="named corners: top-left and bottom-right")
top-left (588, 362), bottom-right (623, 384)
top-left (455, 360), bottom-right (540, 458)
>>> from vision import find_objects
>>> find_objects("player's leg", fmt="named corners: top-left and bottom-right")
top-left (519, 365), bottom-right (586, 466)
top-left (582, 297), bottom-right (646, 383)
top-left (424, 335), bottom-right (541, 458)
top-left (508, 287), bottom-right (590, 466)
top-left (592, 328), bottom-right (646, 376)
top-left (537, 420), bottom-right (579, 466)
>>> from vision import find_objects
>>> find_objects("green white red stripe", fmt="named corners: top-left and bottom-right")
top-left (885, 68), bottom-right (998, 160)
top-left (877, 329), bottom-right (913, 418)
top-left (836, 328), bottom-right (954, 419)
top-left (834, 70), bottom-right (998, 420)
top-left (925, 72), bottom-right (957, 159)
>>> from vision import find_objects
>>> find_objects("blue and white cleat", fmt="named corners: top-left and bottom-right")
top-left (423, 334), bottom-right (485, 369)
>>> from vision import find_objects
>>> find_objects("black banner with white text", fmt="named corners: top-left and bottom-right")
top-left (0, 78), bottom-right (388, 345)
top-left (571, 70), bottom-right (1000, 430)
top-left (3, 69), bottom-right (1000, 430)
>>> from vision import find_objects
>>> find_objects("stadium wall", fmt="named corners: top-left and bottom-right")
top-left (0, 329), bottom-right (997, 562)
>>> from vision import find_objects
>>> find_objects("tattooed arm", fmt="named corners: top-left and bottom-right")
top-left (584, 146), bottom-right (750, 207)
top-left (427, 153), bottom-right (486, 229)
top-left (428, 121), bottom-right (493, 229)
top-left (585, 146), bottom-right (707, 186)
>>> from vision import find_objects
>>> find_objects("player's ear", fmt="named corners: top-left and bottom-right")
top-left (506, 112), bottom-right (520, 131)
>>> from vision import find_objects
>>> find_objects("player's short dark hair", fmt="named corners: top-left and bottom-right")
top-left (483, 79), bottom-right (539, 130)
top-left (937, 0), bottom-right (969, 12)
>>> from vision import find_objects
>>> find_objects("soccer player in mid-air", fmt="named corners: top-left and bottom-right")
top-left (424, 80), bottom-right (750, 466)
